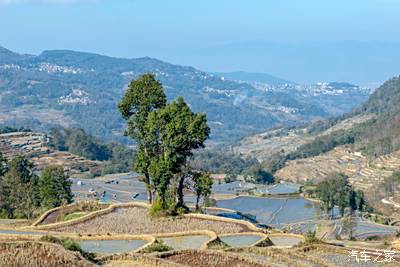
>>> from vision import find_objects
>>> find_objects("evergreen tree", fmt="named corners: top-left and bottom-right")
top-left (0, 156), bottom-right (40, 219)
top-left (192, 172), bottom-right (213, 211)
top-left (145, 97), bottom-right (210, 210)
top-left (39, 166), bottom-right (73, 208)
top-left (118, 73), bottom-right (167, 203)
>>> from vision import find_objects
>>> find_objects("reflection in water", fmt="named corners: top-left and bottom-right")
top-left (269, 235), bottom-right (303, 246)
top-left (0, 229), bottom-right (45, 236)
top-left (79, 239), bottom-right (148, 254)
top-left (219, 234), bottom-right (262, 247)
top-left (217, 196), bottom-right (320, 227)
top-left (161, 235), bottom-right (210, 250)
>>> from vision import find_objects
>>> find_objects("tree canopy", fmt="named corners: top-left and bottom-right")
top-left (316, 172), bottom-right (365, 218)
top-left (119, 74), bottom-right (210, 212)
top-left (119, 73), bottom-right (167, 203)
top-left (39, 166), bottom-right (73, 208)
top-left (0, 153), bottom-right (73, 219)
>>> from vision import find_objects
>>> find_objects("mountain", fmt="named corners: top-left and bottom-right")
top-left (214, 71), bottom-right (294, 86)
top-left (0, 46), bottom-right (371, 143)
top-left (233, 75), bottom-right (400, 211)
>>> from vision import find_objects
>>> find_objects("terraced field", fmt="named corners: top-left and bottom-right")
top-left (0, 131), bottom-right (103, 176)
top-left (0, 241), bottom-right (95, 267)
top-left (276, 145), bottom-right (400, 191)
top-left (51, 206), bottom-right (251, 235)
top-left (233, 128), bottom-right (313, 162)
top-left (233, 114), bottom-right (374, 162)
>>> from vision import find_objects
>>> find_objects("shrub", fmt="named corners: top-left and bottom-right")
top-left (140, 239), bottom-right (172, 253)
top-left (304, 230), bottom-right (320, 244)
top-left (149, 199), bottom-right (166, 217)
top-left (39, 235), bottom-right (96, 262)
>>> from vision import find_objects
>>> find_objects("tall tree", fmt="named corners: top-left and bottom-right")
top-left (316, 172), bottom-right (363, 218)
top-left (146, 97), bottom-right (210, 209)
top-left (39, 166), bottom-right (73, 208)
top-left (118, 73), bottom-right (167, 203)
top-left (192, 172), bottom-right (213, 211)
top-left (0, 156), bottom-right (40, 219)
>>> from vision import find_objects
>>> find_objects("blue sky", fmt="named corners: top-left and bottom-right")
top-left (0, 0), bottom-right (399, 85)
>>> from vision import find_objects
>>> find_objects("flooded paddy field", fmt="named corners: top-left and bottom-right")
top-left (212, 181), bottom-right (299, 196)
top-left (0, 229), bottom-right (46, 236)
top-left (79, 239), bottom-right (148, 254)
top-left (352, 219), bottom-right (398, 239)
top-left (216, 196), bottom-right (320, 228)
top-left (70, 173), bottom-right (148, 203)
top-left (268, 234), bottom-right (303, 246)
top-left (160, 235), bottom-right (210, 250)
top-left (219, 234), bottom-right (263, 247)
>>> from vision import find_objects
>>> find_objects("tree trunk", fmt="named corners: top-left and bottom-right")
top-left (144, 172), bottom-right (152, 204)
top-left (177, 174), bottom-right (185, 208)
top-left (195, 194), bottom-right (200, 211)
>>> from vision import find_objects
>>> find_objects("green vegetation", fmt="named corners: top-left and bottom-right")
top-left (58, 211), bottom-right (87, 222)
top-left (191, 150), bottom-right (267, 182)
top-left (49, 127), bottom-right (134, 175)
top-left (118, 73), bottom-right (167, 204)
top-left (50, 128), bottom-right (111, 161)
top-left (243, 165), bottom-right (274, 184)
top-left (192, 172), bottom-right (213, 211)
top-left (139, 239), bottom-right (172, 253)
top-left (39, 166), bottom-right (73, 209)
top-left (0, 156), bottom-right (40, 219)
top-left (304, 230), bottom-right (320, 244)
top-left (119, 74), bottom-right (210, 213)
top-left (315, 172), bottom-right (365, 217)
top-left (0, 155), bottom-right (72, 219)
top-left (0, 126), bottom-right (31, 134)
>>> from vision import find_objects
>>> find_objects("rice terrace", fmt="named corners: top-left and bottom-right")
top-left (2, 1), bottom-right (400, 266)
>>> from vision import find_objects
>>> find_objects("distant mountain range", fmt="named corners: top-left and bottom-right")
top-left (0, 46), bottom-right (372, 143)
top-left (214, 71), bottom-right (294, 86)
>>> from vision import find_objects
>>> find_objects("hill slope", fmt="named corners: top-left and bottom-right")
top-left (0, 46), bottom-right (370, 143)
top-left (0, 131), bottom-right (103, 177)
top-left (234, 76), bottom-right (400, 193)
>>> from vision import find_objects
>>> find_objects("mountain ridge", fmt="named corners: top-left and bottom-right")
top-left (0, 46), bottom-right (371, 143)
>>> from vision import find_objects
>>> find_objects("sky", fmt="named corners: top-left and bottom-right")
top-left (0, 0), bottom-right (400, 86)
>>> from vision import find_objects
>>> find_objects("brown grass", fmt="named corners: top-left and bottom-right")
top-left (0, 241), bottom-right (95, 267)
top-left (160, 250), bottom-right (267, 267)
top-left (52, 207), bottom-right (249, 235)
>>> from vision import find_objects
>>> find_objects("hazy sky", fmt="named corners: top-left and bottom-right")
top-left (1, 0), bottom-right (399, 86)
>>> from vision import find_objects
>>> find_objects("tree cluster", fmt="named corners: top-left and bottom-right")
top-left (0, 154), bottom-right (73, 219)
top-left (49, 127), bottom-right (135, 175)
top-left (119, 74), bottom-right (211, 213)
top-left (190, 150), bottom-right (261, 181)
top-left (316, 172), bottom-right (365, 218)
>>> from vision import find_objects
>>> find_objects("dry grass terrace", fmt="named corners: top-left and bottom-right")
top-left (52, 207), bottom-right (249, 235)
top-left (0, 241), bottom-right (95, 267)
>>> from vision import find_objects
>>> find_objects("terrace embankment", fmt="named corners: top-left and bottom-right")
top-left (159, 250), bottom-right (266, 267)
top-left (49, 206), bottom-right (254, 235)
top-left (0, 241), bottom-right (95, 267)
